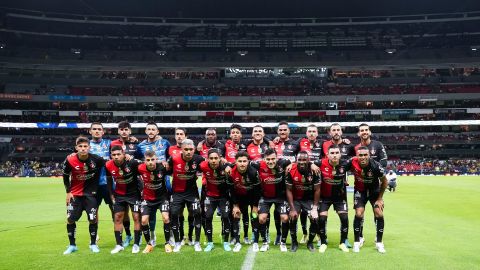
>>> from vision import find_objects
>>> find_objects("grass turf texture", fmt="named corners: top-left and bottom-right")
top-left (0, 176), bottom-right (478, 270)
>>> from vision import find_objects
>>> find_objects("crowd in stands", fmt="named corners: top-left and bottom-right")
top-left (389, 159), bottom-right (480, 175)
top-left (0, 160), bottom-right (63, 177)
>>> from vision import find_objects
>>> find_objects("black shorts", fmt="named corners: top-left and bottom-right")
top-left (96, 185), bottom-right (113, 207)
top-left (292, 200), bottom-right (314, 214)
top-left (170, 191), bottom-right (201, 216)
top-left (319, 198), bottom-right (348, 212)
top-left (353, 190), bottom-right (381, 209)
top-left (114, 195), bottom-right (141, 214)
top-left (258, 197), bottom-right (289, 215)
top-left (235, 194), bottom-right (260, 209)
top-left (67, 195), bottom-right (97, 222)
top-left (141, 199), bottom-right (170, 216)
top-left (204, 197), bottom-right (230, 219)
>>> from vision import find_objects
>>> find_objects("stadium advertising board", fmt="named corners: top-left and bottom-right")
top-left (0, 94), bottom-right (32, 100)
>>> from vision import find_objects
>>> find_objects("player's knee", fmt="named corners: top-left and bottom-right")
top-left (374, 209), bottom-right (383, 218)
top-left (280, 214), bottom-right (289, 223)
top-left (258, 214), bottom-right (267, 224)
top-left (141, 216), bottom-right (149, 225)
top-left (67, 218), bottom-right (75, 224)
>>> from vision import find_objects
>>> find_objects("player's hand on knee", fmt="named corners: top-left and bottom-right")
top-left (66, 192), bottom-right (74, 205)
top-left (232, 206), bottom-right (241, 218)
top-left (374, 199), bottom-right (384, 210)
top-left (289, 209), bottom-right (298, 220)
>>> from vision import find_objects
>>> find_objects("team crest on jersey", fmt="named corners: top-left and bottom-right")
top-left (129, 144), bottom-right (134, 149)
top-left (339, 168), bottom-right (344, 174)
top-left (341, 146), bottom-right (346, 152)
top-left (89, 161), bottom-right (96, 169)
top-left (294, 176), bottom-right (299, 182)
top-left (367, 171), bottom-right (373, 177)
top-left (192, 163), bottom-right (197, 170)
top-left (240, 144), bottom-right (245, 149)
top-left (307, 175), bottom-right (313, 182)
top-left (315, 142), bottom-right (320, 147)
top-left (157, 173), bottom-right (162, 178)
top-left (124, 167), bottom-right (131, 173)
top-left (370, 149), bottom-right (376, 155)
top-left (288, 145), bottom-right (292, 149)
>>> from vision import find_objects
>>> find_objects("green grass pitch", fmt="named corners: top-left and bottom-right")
top-left (0, 176), bottom-right (479, 270)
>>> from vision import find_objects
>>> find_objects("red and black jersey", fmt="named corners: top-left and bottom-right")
top-left (298, 137), bottom-right (323, 161)
top-left (168, 145), bottom-right (182, 159)
top-left (344, 157), bottom-right (385, 192)
top-left (111, 139), bottom-right (138, 157)
top-left (355, 140), bottom-right (387, 167)
top-left (317, 158), bottom-right (348, 199)
top-left (198, 140), bottom-right (225, 159)
top-left (227, 163), bottom-right (261, 202)
top-left (168, 154), bottom-right (204, 193)
top-left (245, 141), bottom-right (270, 161)
top-left (138, 163), bottom-right (169, 202)
top-left (223, 139), bottom-right (247, 163)
top-left (63, 153), bottom-right (105, 196)
top-left (322, 140), bottom-right (355, 159)
top-left (251, 159), bottom-right (290, 199)
top-left (274, 139), bottom-right (299, 162)
top-left (199, 161), bottom-right (229, 198)
top-left (285, 163), bottom-right (320, 201)
top-left (105, 159), bottom-right (141, 197)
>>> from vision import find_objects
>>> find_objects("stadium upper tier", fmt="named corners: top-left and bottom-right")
top-left (1, 9), bottom-right (480, 65)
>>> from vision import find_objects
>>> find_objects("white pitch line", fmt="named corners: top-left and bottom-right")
top-left (241, 246), bottom-right (257, 270)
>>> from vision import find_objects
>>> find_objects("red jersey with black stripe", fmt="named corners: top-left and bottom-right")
top-left (344, 157), bottom-right (385, 192)
top-left (168, 154), bottom-right (204, 193)
top-left (252, 159), bottom-right (290, 199)
top-left (322, 140), bottom-right (355, 159)
top-left (318, 158), bottom-right (348, 199)
top-left (274, 139), bottom-right (299, 162)
top-left (246, 141), bottom-right (270, 161)
top-left (111, 139), bottom-right (138, 157)
top-left (227, 163), bottom-right (261, 200)
top-left (285, 163), bottom-right (320, 200)
top-left (138, 163), bottom-right (169, 201)
top-left (168, 145), bottom-right (182, 159)
top-left (62, 153), bottom-right (105, 196)
top-left (298, 137), bottom-right (323, 161)
top-left (105, 159), bottom-right (141, 197)
top-left (199, 161), bottom-right (229, 198)
top-left (198, 140), bottom-right (225, 159)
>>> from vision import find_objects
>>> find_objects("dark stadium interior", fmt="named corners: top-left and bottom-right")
top-left (0, 1), bottom-right (479, 177)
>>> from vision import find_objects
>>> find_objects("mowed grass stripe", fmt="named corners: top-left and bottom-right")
top-left (0, 176), bottom-right (479, 270)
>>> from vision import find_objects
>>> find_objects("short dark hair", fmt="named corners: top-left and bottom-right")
top-left (118, 121), bottom-right (131, 129)
top-left (75, 136), bottom-right (89, 145)
top-left (329, 123), bottom-right (341, 130)
top-left (235, 150), bottom-right (250, 160)
top-left (90, 122), bottom-right (103, 129)
top-left (205, 127), bottom-right (216, 134)
top-left (146, 121), bottom-right (158, 129)
top-left (307, 124), bottom-right (317, 129)
top-left (252, 124), bottom-right (263, 130)
top-left (277, 121), bottom-right (289, 130)
top-left (358, 123), bottom-right (369, 132)
top-left (144, 150), bottom-right (156, 158)
top-left (296, 150), bottom-right (309, 160)
top-left (111, 145), bottom-right (124, 152)
top-left (207, 148), bottom-right (221, 157)
top-left (230, 124), bottom-right (242, 132)
top-left (264, 148), bottom-right (277, 157)
top-left (175, 127), bottom-right (186, 135)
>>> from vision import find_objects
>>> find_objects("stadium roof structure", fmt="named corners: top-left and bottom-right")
top-left (1, 0), bottom-right (480, 18)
